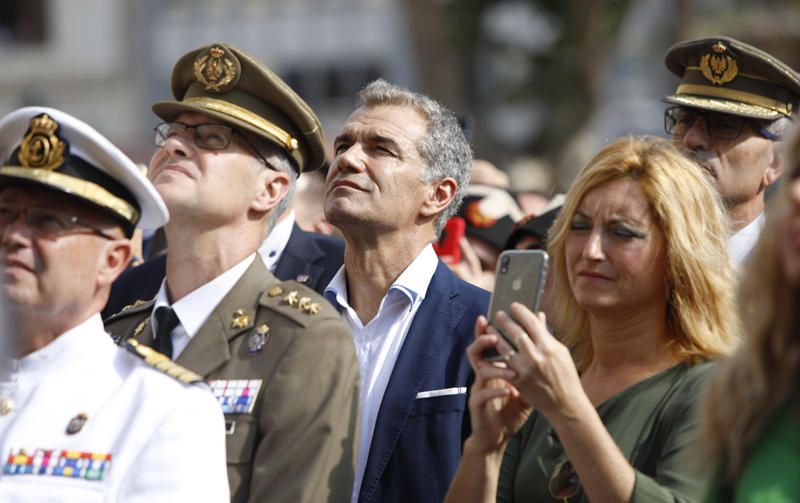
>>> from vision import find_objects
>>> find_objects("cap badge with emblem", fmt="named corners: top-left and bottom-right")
top-left (66, 412), bottom-right (88, 435)
top-left (231, 309), bottom-right (250, 329)
top-left (18, 113), bottom-right (66, 171)
top-left (193, 45), bottom-right (241, 93)
top-left (700, 41), bottom-right (739, 86)
top-left (248, 324), bottom-right (270, 354)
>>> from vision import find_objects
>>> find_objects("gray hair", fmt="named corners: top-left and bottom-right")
top-left (246, 136), bottom-right (298, 233)
top-left (357, 79), bottom-right (472, 239)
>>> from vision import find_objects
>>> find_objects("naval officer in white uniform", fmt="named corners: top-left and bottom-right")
top-left (0, 107), bottom-right (229, 502)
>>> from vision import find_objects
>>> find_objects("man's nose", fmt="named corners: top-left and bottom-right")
top-left (680, 115), bottom-right (710, 152)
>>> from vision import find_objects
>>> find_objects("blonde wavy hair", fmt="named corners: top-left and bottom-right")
top-left (702, 124), bottom-right (800, 481)
top-left (547, 136), bottom-right (739, 371)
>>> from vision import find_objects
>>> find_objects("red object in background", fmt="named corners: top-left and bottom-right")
top-left (433, 217), bottom-right (466, 263)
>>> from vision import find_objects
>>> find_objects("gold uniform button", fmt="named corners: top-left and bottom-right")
top-left (0, 398), bottom-right (14, 415)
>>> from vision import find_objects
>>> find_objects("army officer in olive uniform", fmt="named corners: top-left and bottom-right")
top-left (104, 43), bottom-right (359, 503)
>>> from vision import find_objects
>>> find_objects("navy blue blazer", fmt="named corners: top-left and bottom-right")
top-left (102, 224), bottom-right (344, 319)
top-left (358, 261), bottom-right (490, 503)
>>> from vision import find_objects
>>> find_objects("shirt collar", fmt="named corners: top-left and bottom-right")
top-left (153, 254), bottom-right (256, 338)
top-left (258, 211), bottom-right (295, 271)
top-left (324, 244), bottom-right (438, 311)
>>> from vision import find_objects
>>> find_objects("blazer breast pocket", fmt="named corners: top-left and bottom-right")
top-left (409, 390), bottom-right (467, 417)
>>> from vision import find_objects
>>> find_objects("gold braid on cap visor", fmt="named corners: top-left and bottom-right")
top-left (182, 97), bottom-right (300, 152)
top-left (0, 166), bottom-right (140, 224)
top-left (676, 84), bottom-right (794, 116)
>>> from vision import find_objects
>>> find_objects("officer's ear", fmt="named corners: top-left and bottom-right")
top-left (251, 167), bottom-right (291, 214)
top-left (97, 236), bottom-right (134, 288)
top-left (763, 141), bottom-right (783, 188)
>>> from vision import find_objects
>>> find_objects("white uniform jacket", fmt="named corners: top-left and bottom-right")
top-left (0, 314), bottom-right (229, 502)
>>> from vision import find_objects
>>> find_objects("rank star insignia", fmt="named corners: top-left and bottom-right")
top-left (305, 303), bottom-right (321, 315)
top-left (284, 291), bottom-right (300, 307)
top-left (231, 309), bottom-right (250, 329)
top-left (248, 324), bottom-right (270, 354)
top-left (268, 286), bottom-right (283, 297)
top-left (66, 412), bottom-right (88, 435)
top-left (298, 297), bottom-right (312, 311)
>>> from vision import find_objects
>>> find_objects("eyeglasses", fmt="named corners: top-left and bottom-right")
top-left (154, 122), bottom-right (273, 169)
top-left (0, 205), bottom-right (116, 240)
top-left (664, 106), bottom-right (777, 141)
top-left (548, 459), bottom-right (579, 502)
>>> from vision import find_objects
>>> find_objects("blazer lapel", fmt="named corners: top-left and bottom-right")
top-left (175, 258), bottom-right (278, 377)
top-left (359, 263), bottom-right (467, 502)
top-left (274, 224), bottom-right (325, 287)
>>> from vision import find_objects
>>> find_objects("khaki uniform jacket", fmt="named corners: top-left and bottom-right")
top-left (104, 258), bottom-right (359, 503)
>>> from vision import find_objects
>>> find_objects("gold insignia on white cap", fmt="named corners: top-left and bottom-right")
top-left (18, 114), bottom-right (65, 171)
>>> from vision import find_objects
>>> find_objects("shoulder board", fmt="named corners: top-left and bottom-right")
top-left (123, 338), bottom-right (204, 385)
top-left (105, 298), bottom-right (155, 322)
top-left (257, 280), bottom-right (334, 326)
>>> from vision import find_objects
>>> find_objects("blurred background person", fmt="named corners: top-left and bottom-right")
top-left (701, 123), bottom-right (800, 501)
top-left (446, 136), bottom-right (739, 502)
top-left (449, 184), bottom-right (523, 291)
top-left (292, 166), bottom-right (337, 236)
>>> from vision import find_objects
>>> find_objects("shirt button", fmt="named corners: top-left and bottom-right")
top-left (0, 398), bottom-right (14, 415)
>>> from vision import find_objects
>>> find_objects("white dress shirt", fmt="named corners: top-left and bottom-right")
top-left (0, 315), bottom-right (228, 502)
top-left (258, 211), bottom-right (295, 272)
top-left (728, 212), bottom-right (765, 265)
top-left (152, 254), bottom-right (255, 358)
top-left (324, 245), bottom-right (439, 503)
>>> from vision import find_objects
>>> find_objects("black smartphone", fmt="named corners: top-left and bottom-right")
top-left (482, 250), bottom-right (548, 361)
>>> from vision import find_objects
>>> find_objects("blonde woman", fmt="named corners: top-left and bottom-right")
top-left (446, 136), bottom-right (739, 502)
top-left (702, 124), bottom-right (800, 501)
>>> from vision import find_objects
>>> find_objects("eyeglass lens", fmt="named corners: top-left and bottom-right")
top-left (0, 205), bottom-right (113, 240)
top-left (154, 122), bottom-right (234, 150)
top-left (665, 107), bottom-right (745, 141)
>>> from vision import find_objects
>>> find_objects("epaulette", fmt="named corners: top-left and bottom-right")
top-left (257, 281), bottom-right (332, 327)
top-left (123, 338), bottom-right (204, 385)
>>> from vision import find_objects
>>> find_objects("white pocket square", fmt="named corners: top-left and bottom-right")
top-left (415, 387), bottom-right (467, 399)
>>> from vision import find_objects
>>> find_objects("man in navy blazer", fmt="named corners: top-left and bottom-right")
top-left (102, 218), bottom-right (344, 319)
top-left (323, 79), bottom-right (490, 503)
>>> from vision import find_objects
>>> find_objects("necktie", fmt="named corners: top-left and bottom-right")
top-left (153, 306), bottom-right (179, 360)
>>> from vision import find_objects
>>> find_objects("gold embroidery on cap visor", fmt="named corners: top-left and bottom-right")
top-left (192, 45), bottom-right (241, 93)
top-left (0, 166), bottom-right (140, 225)
top-left (670, 84), bottom-right (793, 118)
top-left (182, 96), bottom-right (300, 152)
top-left (18, 114), bottom-right (66, 171)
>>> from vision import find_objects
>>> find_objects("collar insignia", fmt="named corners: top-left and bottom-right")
top-left (18, 113), bottom-right (66, 171)
top-left (700, 41), bottom-right (739, 86)
top-left (231, 309), bottom-right (250, 329)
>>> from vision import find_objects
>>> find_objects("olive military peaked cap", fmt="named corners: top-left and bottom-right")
top-left (152, 43), bottom-right (325, 173)
top-left (664, 36), bottom-right (800, 120)
top-left (0, 106), bottom-right (168, 236)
